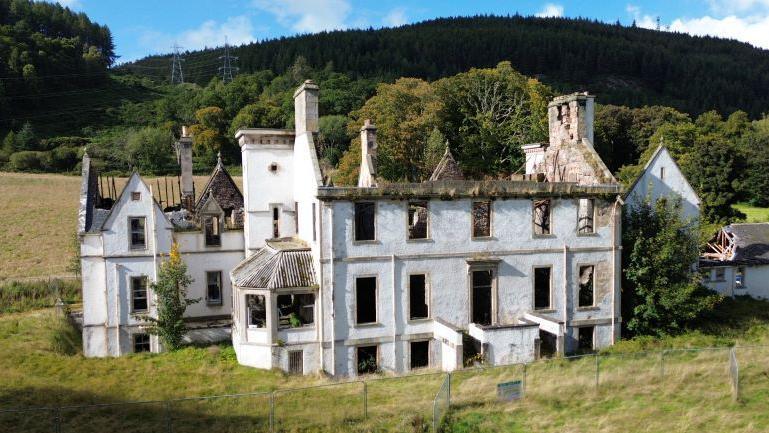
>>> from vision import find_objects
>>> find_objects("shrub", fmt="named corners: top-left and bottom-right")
top-left (8, 150), bottom-right (43, 171)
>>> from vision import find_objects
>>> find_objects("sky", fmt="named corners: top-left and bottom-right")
top-left (53, 0), bottom-right (769, 63)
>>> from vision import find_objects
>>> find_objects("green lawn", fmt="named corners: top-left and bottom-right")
top-left (734, 203), bottom-right (769, 223)
top-left (2, 298), bottom-right (769, 432)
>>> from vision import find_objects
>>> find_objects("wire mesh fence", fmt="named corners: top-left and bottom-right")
top-left (3, 345), bottom-right (768, 433)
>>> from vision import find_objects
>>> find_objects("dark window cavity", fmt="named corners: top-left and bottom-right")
top-left (471, 269), bottom-right (493, 326)
top-left (354, 202), bottom-right (376, 241)
top-left (131, 192), bottom-right (141, 201)
top-left (578, 266), bottom-right (594, 307)
top-left (312, 202), bottom-right (317, 241)
top-left (133, 334), bottom-right (150, 353)
top-left (247, 294), bottom-right (266, 328)
top-left (204, 215), bottom-right (221, 246)
top-left (357, 345), bottom-right (378, 375)
top-left (472, 201), bottom-right (491, 238)
top-left (131, 276), bottom-right (148, 312)
top-left (533, 199), bottom-right (551, 235)
top-left (272, 207), bottom-right (280, 238)
top-left (408, 201), bottom-right (429, 239)
top-left (715, 267), bottom-right (726, 281)
top-left (578, 199), bottom-right (595, 234)
top-left (129, 217), bottom-right (146, 249)
top-left (577, 326), bottom-right (594, 352)
top-left (356, 277), bottom-right (377, 324)
top-left (534, 267), bottom-right (551, 310)
top-left (206, 271), bottom-right (223, 305)
top-left (410, 340), bottom-right (430, 369)
top-left (409, 274), bottom-right (429, 320)
top-left (277, 293), bottom-right (315, 329)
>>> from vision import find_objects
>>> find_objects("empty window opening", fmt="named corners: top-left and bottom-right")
top-left (312, 203), bottom-right (317, 242)
top-left (715, 267), bottom-right (726, 281)
top-left (736, 266), bottom-right (745, 288)
top-left (206, 271), bottom-right (223, 305)
top-left (131, 192), bottom-right (141, 201)
top-left (537, 330), bottom-right (557, 359)
top-left (133, 334), bottom-right (150, 353)
top-left (471, 269), bottom-right (493, 326)
top-left (410, 340), bottom-right (430, 370)
top-left (356, 277), bottom-right (377, 324)
top-left (577, 199), bottom-right (595, 234)
top-left (272, 207), bottom-right (280, 238)
top-left (533, 199), bottom-right (551, 235)
top-left (288, 350), bottom-right (303, 375)
top-left (409, 274), bottom-right (429, 320)
top-left (354, 202), bottom-right (376, 241)
top-left (357, 345), bottom-right (378, 375)
top-left (131, 276), bottom-right (148, 312)
top-left (659, 166), bottom-right (665, 180)
top-left (472, 201), bottom-right (491, 238)
top-left (204, 215), bottom-right (221, 246)
top-left (129, 217), bottom-right (146, 249)
top-left (294, 202), bottom-right (299, 234)
top-left (269, 162), bottom-right (279, 173)
top-left (577, 326), bottom-right (594, 352)
top-left (534, 267), bottom-right (552, 310)
top-left (247, 294), bottom-right (266, 328)
top-left (277, 293), bottom-right (315, 329)
top-left (578, 266), bottom-right (594, 307)
top-left (408, 201), bottom-right (429, 239)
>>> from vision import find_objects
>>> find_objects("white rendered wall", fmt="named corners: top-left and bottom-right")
top-left (627, 148), bottom-right (700, 221)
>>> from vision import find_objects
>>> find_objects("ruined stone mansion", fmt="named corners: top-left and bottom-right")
top-left (78, 81), bottom-right (623, 376)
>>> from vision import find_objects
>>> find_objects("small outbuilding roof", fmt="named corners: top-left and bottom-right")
top-left (701, 223), bottom-right (769, 266)
top-left (231, 239), bottom-right (317, 290)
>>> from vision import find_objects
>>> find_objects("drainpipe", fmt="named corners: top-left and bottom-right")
top-left (391, 254), bottom-right (397, 372)
top-left (329, 204), bottom-right (336, 376)
top-left (562, 243), bottom-right (568, 355)
top-left (114, 263), bottom-right (121, 356)
top-left (610, 195), bottom-right (624, 344)
top-left (317, 201), bottom-right (324, 373)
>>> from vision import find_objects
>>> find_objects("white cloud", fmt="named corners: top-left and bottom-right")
top-left (626, 4), bottom-right (657, 29)
top-left (669, 14), bottom-right (769, 49)
top-left (383, 7), bottom-right (408, 27)
top-left (535, 3), bottom-right (564, 18)
top-left (706, 0), bottom-right (769, 14)
top-left (253, 0), bottom-right (351, 33)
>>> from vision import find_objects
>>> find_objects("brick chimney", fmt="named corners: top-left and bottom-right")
top-left (293, 79), bottom-right (319, 135)
top-left (358, 119), bottom-right (377, 188)
top-left (548, 92), bottom-right (595, 148)
top-left (177, 126), bottom-right (194, 210)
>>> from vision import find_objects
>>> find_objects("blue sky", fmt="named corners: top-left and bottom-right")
top-left (54, 0), bottom-right (769, 63)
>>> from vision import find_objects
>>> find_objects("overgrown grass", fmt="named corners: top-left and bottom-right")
top-left (48, 313), bottom-right (82, 356)
top-left (1, 299), bottom-right (769, 432)
top-left (733, 203), bottom-right (769, 223)
top-left (0, 279), bottom-right (80, 313)
top-left (0, 173), bottom-right (241, 281)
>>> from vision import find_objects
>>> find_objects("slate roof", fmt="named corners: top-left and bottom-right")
top-left (194, 156), bottom-right (244, 224)
top-left (701, 223), bottom-right (769, 266)
top-left (429, 146), bottom-right (465, 181)
top-left (230, 239), bottom-right (317, 290)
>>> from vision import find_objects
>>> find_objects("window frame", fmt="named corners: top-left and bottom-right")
top-left (246, 294), bottom-right (267, 329)
top-left (272, 206), bottom-right (280, 239)
top-left (130, 275), bottom-right (149, 313)
top-left (532, 199), bottom-right (553, 237)
top-left (276, 291), bottom-right (316, 330)
top-left (714, 267), bottom-right (726, 281)
top-left (471, 200), bottom-right (493, 239)
top-left (577, 264), bottom-right (596, 308)
top-left (533, 265), bottom-right (553, 311)
top-left (203, 214), bottom-right (222, 247)
top-left (406, 201), bottom-right (430, 241)
top-left (128, 216), bottom-right (147, 250)
top-left (133, 333), bottom-right (151, 353)
top-left (356, 344), bottom-right (379, 376)
top-left (577, 326), bottom-right (595, 352)
top-left (408, 273), bottom-right (430, 321)
top-left (353, 202), bottom-right (377, 242)
top-left (468, 265), bottom-right (498, 326)
top-left (354, 275), bottom-right (378, 326)
top-left (131, 191), bottom-right (141, 201)
top-left (206, 271), bottom-right (223, 306)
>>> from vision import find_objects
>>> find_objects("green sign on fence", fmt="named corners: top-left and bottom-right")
top-left (496, 380), bottom-right (522, 401)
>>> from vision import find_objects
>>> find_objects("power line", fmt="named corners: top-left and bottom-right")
top-left (170, 43), bottom-right (185, 84)
top-left (218, 36), bottom-right (239, 84)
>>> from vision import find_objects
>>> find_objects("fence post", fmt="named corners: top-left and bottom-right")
top-left (447, 372), bottom-right (451, 408)
top-left (595, 354), bottom-right (600, 389)
top-left (269, 392), bottom-right (275, 433)
top-left (165, 401), bottom-right (172, 433)
top-left (363, 381), bottom-right (368, 420)
top-left (522, 363), bottom-right (528, 399)
top-left (54, 407), bottom-right (61, 433)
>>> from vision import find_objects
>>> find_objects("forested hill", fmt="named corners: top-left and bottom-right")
top-left (123, 15), bottom-right (769, 118)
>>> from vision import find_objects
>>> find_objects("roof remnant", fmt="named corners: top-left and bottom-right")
top-left (429, 145), bottom-right (465, 181)
top-left (701, 223), bottom-right (769, 266)
top-left (231, 239), bottom-right (317, 289)
top-left (193, 157), bottom-right (244, 226)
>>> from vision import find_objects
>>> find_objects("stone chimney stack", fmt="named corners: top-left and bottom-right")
top-left (177, 126), bottom-right (194, 210)
top-left (358, 119), bottom-right (378, 188)
top-left (547, 92), bottom-right (595, 148)
top-left (293, 79), bottom-right (319, 135)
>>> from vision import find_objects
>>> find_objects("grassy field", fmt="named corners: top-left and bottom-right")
top-left (0, 172), bottom-right (240, 282)
top-left (733, 203), bottom-right (769, 223)
top-left (2, 298), bottom-right (769, 432)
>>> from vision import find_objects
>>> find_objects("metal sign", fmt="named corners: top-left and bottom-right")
top-left (496, 380), bottom-right (522, 401)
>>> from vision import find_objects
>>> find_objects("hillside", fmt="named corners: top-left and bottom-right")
top-left (123, 15), bottom-right (769, 118)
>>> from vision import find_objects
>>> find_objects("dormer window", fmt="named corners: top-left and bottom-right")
top-left (129, 217), bottom-right (146, 249)
top-left (204, 215), bottom-right (221, 246)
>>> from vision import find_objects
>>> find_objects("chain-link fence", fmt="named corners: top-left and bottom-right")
top-left (2, 345), bottom-right (767, 433)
